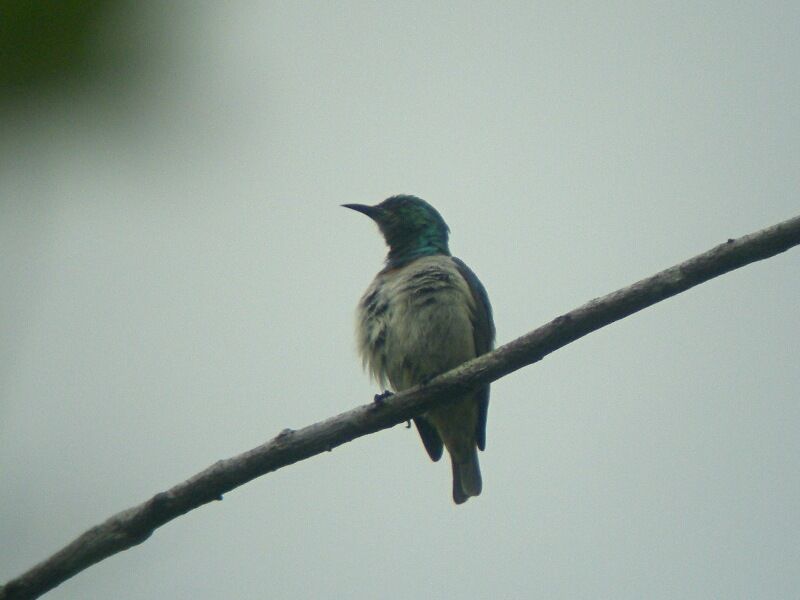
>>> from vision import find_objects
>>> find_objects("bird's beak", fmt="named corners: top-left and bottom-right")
top-left (342, 203), bottom-right (380, 220)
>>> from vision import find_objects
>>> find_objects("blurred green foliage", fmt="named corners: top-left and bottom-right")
top-left (0, 0), bottom-right (122, 93)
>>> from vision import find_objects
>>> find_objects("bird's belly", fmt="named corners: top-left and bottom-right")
top-left (382, 288), bottom-right (476, 391)
top-left (357, 256), bottom-right (479, 391)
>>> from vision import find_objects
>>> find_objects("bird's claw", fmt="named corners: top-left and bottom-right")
top-left (373, 390), bottom-right (394, 404)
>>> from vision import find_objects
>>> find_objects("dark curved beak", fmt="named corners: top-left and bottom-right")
top-left (342, 203), bottom-right (380, 220)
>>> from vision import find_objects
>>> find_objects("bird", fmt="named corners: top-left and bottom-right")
top-left (343, 195), bottom-right (495, 504)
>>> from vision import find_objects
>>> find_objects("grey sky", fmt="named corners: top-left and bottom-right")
top-left (1, 2), bottom-right (799, 598)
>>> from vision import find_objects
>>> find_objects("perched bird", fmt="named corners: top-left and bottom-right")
top-left (344, 195), bottom-right (495, 504)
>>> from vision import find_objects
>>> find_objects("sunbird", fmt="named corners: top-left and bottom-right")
top-left (344, 195), bottom-right (495, 503)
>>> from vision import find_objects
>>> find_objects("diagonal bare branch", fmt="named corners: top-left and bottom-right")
top-left (2, 213), bottom-right (799, 600)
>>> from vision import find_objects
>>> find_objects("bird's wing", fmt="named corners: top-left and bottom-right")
top-left (452, 257), bottom-right (495, 451)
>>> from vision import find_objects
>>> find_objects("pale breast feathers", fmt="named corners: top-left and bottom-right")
top-left (356, 256), bottom-right (477, 389)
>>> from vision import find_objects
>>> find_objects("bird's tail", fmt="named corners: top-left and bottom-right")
top-left (451, 447), bottom-right (482, 504)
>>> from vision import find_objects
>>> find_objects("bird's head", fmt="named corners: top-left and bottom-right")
top-left (343, 195), bottom-right (451, 267)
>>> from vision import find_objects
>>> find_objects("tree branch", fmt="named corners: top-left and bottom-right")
top-left (3, 213), bottom-right (799, 600)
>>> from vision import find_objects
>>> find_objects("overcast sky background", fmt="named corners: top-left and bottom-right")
top-left (1, 2), bottom-right (799, 598)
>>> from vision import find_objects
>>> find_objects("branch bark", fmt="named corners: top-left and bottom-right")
top-left (3, 213), bottom-right (799, 600)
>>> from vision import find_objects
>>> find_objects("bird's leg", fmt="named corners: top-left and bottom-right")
top-left (373, 390), bottom-right (394, 404)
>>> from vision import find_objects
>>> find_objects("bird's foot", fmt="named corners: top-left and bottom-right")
top-left (373, 390), bottom-right (394, 404)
